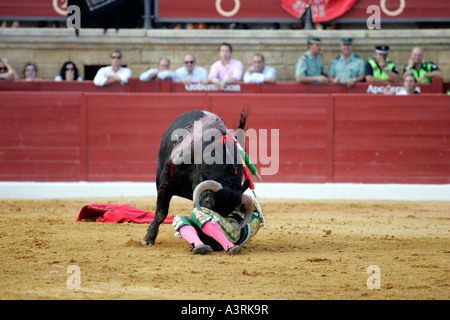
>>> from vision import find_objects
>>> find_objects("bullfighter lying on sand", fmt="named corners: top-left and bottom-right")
top-left (173, 195), bottom-right (265, 255)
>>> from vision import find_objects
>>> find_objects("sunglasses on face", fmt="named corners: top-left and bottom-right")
top-left (65, 67), bottom-right (75, 71)
top-left (184, 61), bottom-right (195, 64)
top-left (111, 56), bottom-right (121, 59)
top-left (0, 67), bottom-right (7, 72)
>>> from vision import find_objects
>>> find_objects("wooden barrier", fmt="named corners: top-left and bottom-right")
top-left (333, 94), bottom-right (450, 184)
top-left (1, 91), bottom-right (449, 183)
top-left (208, 94), bottom-right (333, 182)
top-left (0, 92), bottom-right (84, 181)
top-left (84, 93), bottom-right (210, 181)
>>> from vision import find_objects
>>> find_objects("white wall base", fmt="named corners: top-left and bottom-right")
top-left (0, 182), bottom-right (449, 201)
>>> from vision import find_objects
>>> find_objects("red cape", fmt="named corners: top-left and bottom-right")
top-left (77, 204), bottom-right (175, 224)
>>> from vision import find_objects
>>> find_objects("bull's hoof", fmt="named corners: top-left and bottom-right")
top-left (190, 244), bottom-right (213, 255)
top-left (226, 245), bottom-right (242, 255)
top-left (141, 239), bottom-right (154, 246)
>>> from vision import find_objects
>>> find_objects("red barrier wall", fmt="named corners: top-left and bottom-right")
top-left (0, 92), bottom-right (84, 181)
top-left (85, 93), bottom-right (210, 181)
top-left (208, 94), bottom-right (333, 182)
top-left (333, 94), bottom-right (450, 184)
top-left (1, 91), bottom-right (449, 183)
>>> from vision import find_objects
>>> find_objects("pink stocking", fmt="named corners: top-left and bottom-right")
top-left (179, 225), bottom-right (203, 247)
top-left (201, 220), bottom-right (234, 250)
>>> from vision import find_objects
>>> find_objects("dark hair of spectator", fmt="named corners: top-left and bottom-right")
top-left (219, 42), bottom-right (233, 52)
top-left (59, 61), bottom-right (80, 81)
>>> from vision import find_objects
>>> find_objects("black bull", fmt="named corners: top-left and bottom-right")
top-left (142, 109), bottom-right (254, 246)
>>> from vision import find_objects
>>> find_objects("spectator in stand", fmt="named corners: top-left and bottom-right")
top-left (403, 47), bottom-right (441, 83)
top-left (1, 20), bottom-right (19, 28)
top-left (140, 58), bottom-right (176, 82)
top-left (0, 57), bottom-right (19, 81)
top-left (243, 53), bottom-right (276, 84)
top-left (54, 61), bottom-right (82, 81)
top-left (208, 42), bottom-right (243, 89)
top-left (174, 54), bottom-right (208, 84)
top-left (365, 45), bottom-right (399, 83)
top-left (295, 35), bottom-right (328, 84)
top-left (23, 62), bottom-right (40, 81)
top-left (384, 73), bottom-right (420, 95)
top-left (328, 37), bottom-right (365, 87)
top-left (93, 49), bottom-right (132, 87)
top-left (397, 73), bottom-right (420, 95)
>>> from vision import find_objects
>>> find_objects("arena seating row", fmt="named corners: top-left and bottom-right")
top-left (0, 77), bottom-right (445, 94)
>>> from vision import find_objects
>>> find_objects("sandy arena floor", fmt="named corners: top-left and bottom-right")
top-left (0, 197), bottom-right (448, 300)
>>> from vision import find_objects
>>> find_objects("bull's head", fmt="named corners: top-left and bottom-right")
top-left (192, 180), bottom-right (253, 231)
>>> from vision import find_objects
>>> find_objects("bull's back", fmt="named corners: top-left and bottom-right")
top-left (156, 109), bottom-right (226, 178)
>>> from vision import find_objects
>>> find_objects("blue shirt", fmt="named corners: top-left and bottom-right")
top-left (328, 53), bottom-right (365, 83)
top-left (174, 66), bottom-right (208, 83)
top-left (295, 50), bottom-right (323, 77)
top-left (243, 65), bottom-right (277, 83)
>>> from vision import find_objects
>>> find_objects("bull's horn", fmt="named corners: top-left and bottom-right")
top-left (235, 194), bottom-right (254, 231)
top-left (193, 180), bottom-right (222, 212)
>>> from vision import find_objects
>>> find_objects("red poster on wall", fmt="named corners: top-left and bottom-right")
top-left (338, 0), bottom-right (450, 21)
top-left (281, 0), bottom-right (359, 22)
top-left (0, 0), bottom-right (68, 18)
top-left (156, 0), bottom-right (297, 21)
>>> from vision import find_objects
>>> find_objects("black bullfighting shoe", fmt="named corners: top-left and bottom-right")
top-left (226, 245), bottom-right (242, 255)
top-left (190, 244), bottom-right (213, 255)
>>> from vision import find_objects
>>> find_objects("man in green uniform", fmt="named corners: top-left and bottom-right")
top-left (328, 37), bottom-right (365, 87)
top-left (365, 45), bottom-right (399, 83)
top-left (295, 35), bottom-right (329, 84)
top-left (403, 47), bottom-right (441, 83)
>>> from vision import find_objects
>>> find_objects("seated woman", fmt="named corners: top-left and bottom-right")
top-left (22, 62), bottom-right (40, 81)
top-left (55, 61), bottom-right (83, 81)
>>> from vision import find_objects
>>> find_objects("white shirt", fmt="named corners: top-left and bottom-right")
top-left (243, 65), bottom-right (277, 83)
top-left (139, 68), bottom-right (176, 81)
top-left (93, 66), bottom-right (132, 87)
top-left (396, 87), bottom-right (420, 95)
top-left (54, 75), bottom-right (83, 82)
top-left (174, 66), bottom-right (208, 83)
